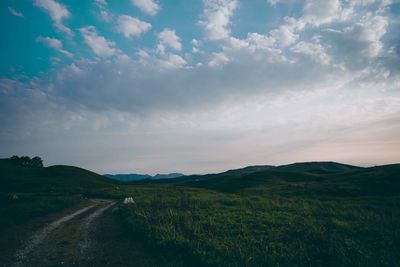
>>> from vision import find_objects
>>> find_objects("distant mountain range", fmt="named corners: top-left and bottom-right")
top-left (104, 172), bottom-right (185, 181)
top-left (104, 162), bottom-right (362, 182)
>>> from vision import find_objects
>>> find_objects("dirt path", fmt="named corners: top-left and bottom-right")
top-left (9, 200), bottom-right (115, 267)
top-left (78, 202), bottom-right (115, 253)
top-left (6, 199), bottom-right (176, 267)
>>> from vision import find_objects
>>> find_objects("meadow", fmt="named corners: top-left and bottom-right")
top-left (115, 184), bottom-right (400, 267)
top-left (1, 159), bottom-right (399, 266)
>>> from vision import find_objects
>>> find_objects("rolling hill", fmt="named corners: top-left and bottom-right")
top-left (275, 161), bottom-right (363, 173)
top-left (1, 158), bottom-right (399, 266)
top-left (0, 159), bottom-right (115, 194)
top-left (182, 161), bottom-right (400, 195)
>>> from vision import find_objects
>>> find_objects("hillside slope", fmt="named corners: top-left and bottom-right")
top-left (275, 161), bottom-right (362, 173)
top-left (0, 159), bottom-right (115, 193)
top-left (183, 162), bottom-right (400, 195)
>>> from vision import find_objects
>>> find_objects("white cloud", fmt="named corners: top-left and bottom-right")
top-left (350, 15), bottom-right (388, 57)
top-left (245, 33), bottom-right (275, 50)
top-left (191, 39), bottom-right (201, 47)
top-left (160, 54), bottom-right (187, 69)
top-left (99, 10), bottom-right (112, 22)
top-left (79, 26), bottom-right (118, 58)
top-left (226, 37), bottom-right (249, 49)
top-left (377, 0), bottom-right (392, 13)
top-left (135, 49), bottom-right (187, 69)
top-left (116, 54), bottom-right (132, 63)
top-left (34, 0), bottom-right (73, 35)
top-left (36, 36), bottom-right (62, 50)
top-left (270, 17), bottom-right (305, 48)
top-left (157, 29), bottom-right (182, 54)
top-left (137, 49), bottom-right (150, 59)
top-left (95, 0), bottom-right (112, 22)
top-left (192, 39), bottom-right (202, 53)
top-left (211, 35), bottom-right (285, 67)
top-left (270, 24), bottom-right (298, 47)
top-left (267, 0), bottom-right (280, 6)
top-left (323, 13), bottom-right (389, 64)
top-left (8, 7), bottom-right (24, 18)
top-left (117, 15), bottom-right (152, 38)
top-left (217, 16), bottom-right (305, 61)
top-left (199, 0), bottom-right (239, 40)
top-left (222, 16), bottom-right (303, 53)
top-left (130, 0), bottom-right (160, 16)
top-left (292, 41), bottom-right (331, 65)
top-left (350, 0), bottom-right (376, 6)
top-left (208, 52), bottom-right (230, 67)
top-left (36, 36), bottom-right (73, 58)
top-left (303, 0), bottom-right (342, 26)
top-left (48, 46), bottom-right (338, 115)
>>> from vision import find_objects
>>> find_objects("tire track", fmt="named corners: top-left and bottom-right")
top-left (12, 204), bottom-right (95, 267)
top-left (79, 201), bottom-right (115, 253)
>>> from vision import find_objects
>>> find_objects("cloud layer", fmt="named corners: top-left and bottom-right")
top-left (1, 0), bottom-right (399, 173)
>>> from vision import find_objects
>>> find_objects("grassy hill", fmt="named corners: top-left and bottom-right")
top-left (0, 158), bottom-right (118, 232)
top-left (182, 162), bottom-right (400, 195)
top-left (0, 158), bottom-right (119, 260)
top-left (0, 159), bottom-right (115, 194)
top-left (274, 161), bottom-right (362, 173)
top-left (1, 159), bottom-right (399, 266)
top-left (116, 162), bottom-right (400, 266)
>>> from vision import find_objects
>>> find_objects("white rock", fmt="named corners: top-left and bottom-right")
top-left (123, 197), bottom-right (135, 204)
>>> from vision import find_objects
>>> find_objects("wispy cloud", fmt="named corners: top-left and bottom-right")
top-left (34, 0), bottom-right (73, 36)
top-left (8, 7), bottom-right (24, 18)
top-left (79, 26), bottom-right (118, 58)
top-left (95, 0), bottom-right (112, 22)
top-left (36, 36), bottom-right (73, 58)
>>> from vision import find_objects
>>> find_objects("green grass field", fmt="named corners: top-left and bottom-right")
top-left (1, 159), bottom-right (399, 266)
top-left (115, 162), bottom-right (400, 266)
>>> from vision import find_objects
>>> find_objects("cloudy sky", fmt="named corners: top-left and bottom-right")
top-left (1, 0), bottom-right (399, 174)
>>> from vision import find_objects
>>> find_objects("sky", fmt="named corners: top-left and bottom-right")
top-left (0, 0), bottom-right (399, 175)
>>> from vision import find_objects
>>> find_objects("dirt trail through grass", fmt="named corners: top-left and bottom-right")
top-left (78, 201), bottom-right (115, 253)
top-left (6, 199), bottom-right (174, 267)
top-left (9, 199), bottom-right (115, 267)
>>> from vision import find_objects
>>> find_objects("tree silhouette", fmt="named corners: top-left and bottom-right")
top-left (9, 155), bottom-right (44, 167)
top-left (31, 157), bottom-right (44, 167)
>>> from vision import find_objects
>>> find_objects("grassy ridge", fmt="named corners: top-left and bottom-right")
top-left (0, 158), bottom-right (118, 230)
top-left (117, 163), bottom-right (400, 266)
top-left (182, 163), bottom-right (400, 195)
top-left (0, 159), bottom-right (114, 193)
top-left (0, 159), bottom-right (118, 263)
top-left (1, 159), bottom-right (399, 266)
